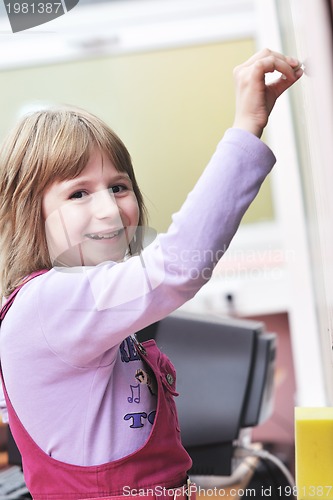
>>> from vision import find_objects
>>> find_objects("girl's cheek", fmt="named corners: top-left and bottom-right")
top-left (44, 210), bottom-right (69, 262)
top-left (44, 206), bottom-right (83, 259)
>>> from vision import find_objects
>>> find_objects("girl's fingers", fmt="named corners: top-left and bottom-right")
top-left (239, 48), bottom-right (300, 68)
top-left (236, 48), bottom-right (302, 79)
top-left (233, 53), bottom-right (303, 100)
top-left (266, 68), bottom-right (303, 98)
top-left (251, 55), bottom-right (303, 81)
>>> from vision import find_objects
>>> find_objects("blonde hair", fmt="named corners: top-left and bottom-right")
top-left (0, 106), bottom-right (147, 297)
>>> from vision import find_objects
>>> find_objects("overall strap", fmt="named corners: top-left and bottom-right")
top-left (0, 270), bottom-right (48, 322)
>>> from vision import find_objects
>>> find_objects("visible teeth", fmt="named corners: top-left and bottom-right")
top-left (88, 230), bottom-right (120, 240)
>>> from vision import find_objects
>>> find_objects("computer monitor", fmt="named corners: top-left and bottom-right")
top-left (137, 311), bottom-right (276, 476)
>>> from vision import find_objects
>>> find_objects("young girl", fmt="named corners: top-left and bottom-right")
top-left (0, 49), bottom-right (303, 500)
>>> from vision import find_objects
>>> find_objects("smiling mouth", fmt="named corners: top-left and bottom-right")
top-left (85, 229), bottom-right (124, 240)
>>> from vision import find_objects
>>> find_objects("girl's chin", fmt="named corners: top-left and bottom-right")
top-left (51, 243), bottom-right (130, 267)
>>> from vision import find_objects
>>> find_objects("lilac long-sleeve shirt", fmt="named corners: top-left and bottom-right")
top-left (0, 128), bottom-right (275, 466)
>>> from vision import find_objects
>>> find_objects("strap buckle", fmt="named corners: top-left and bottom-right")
top-left (131, 334), bottom-right (147, 356)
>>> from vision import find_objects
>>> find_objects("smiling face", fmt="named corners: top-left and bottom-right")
top-left (42, 147), bottom-right (140, 266)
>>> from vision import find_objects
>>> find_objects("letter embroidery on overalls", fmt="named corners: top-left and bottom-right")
top-left (123, 411), bottom-right (156, 428)
top-left (120, 337), bottom-right (140, 362)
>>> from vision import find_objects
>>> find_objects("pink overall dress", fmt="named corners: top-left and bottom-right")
top-left (0, 272), bottom-right (193, 500)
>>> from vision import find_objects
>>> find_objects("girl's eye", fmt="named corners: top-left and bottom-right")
top-left (70, 190), bottom-right (89, 200)
top-left (109, 185), bottom-right (127, 194)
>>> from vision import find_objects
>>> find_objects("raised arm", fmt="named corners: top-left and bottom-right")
top-left (35, 49), bottom-right (303, 364)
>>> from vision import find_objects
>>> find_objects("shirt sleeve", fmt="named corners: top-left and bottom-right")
top-left (31, 128), bottom-right (276, 366)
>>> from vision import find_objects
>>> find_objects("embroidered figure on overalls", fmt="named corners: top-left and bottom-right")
top-left (135, 368), bottom-right (157, 396)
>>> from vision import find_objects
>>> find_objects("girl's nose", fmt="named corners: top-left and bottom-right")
top-left (92, 189), bottom-right (122, 222)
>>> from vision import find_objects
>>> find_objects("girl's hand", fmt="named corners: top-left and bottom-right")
top-left (232, 48), bottom-right (303, 138)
